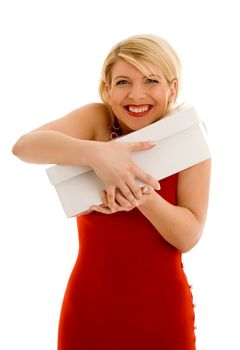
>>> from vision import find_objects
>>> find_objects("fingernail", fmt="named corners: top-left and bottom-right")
top-left (142, 186), bottom-right (148, 193)
top-left (154, 183), bottom-right (160, 190)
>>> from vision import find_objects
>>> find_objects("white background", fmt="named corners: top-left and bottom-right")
top-left (1, 0), bottom-right (239, 349)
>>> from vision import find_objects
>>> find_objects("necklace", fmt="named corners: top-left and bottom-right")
top-left (110, 118), bottom-right (122, 140)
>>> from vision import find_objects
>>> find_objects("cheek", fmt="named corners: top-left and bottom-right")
top-left (152, 90), bottom-right (168, 104)
top-left (108, 90), bottom-right (123, 106)
top-left (106, 92), bottom-right (114, 108)
top-left (108, 95), bottom-right (117, 108)
top-left (106, 85), bottom-right (115, 102)
top-left (160, 89), bottom-right (172, 104)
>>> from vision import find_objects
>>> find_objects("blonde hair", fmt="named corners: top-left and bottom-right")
top-left (99, 34), bottom-right (182, 107)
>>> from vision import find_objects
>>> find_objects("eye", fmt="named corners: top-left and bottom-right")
top-left (115, 80), bottom-right (129, 85)
top-left (146, 78), bottom-right (159, 84)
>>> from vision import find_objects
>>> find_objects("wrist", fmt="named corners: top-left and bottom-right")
top-left (77, 140), bottom-right (102, 167)
top-left (138, 189), bottom-right (157, 209)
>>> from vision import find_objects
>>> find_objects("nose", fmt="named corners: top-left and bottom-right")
top-left (128, 83), bottom-right (146, 100)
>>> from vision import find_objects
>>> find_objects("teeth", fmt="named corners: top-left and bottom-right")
top-left (128, 105), bottom-right (150, 113)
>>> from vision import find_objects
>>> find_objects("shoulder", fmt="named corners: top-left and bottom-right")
top-left (32, 102), bottom-right (112, 141)
top-left (75, 102), bottom-right (109, 117)
top-left (68, 103), bottom-right (111, 141)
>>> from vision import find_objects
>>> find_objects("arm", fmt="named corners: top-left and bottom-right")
top-left (12, 103), bottom-right (160, 207)
top-left (138, 159), bottom-right (211, 252)
top-left (93, 159), bottom-right (211, 252)
top-left (12, 103), bottom-right (108, 165)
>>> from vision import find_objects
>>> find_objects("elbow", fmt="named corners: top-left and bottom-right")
top-left (12, 138), bottom-right (22, 158)
top-left (12, 135), bottom-right (27, 160)
top-left (178, 228), bottom-right (203, 253)
top-left (165, 232), bottom-right (201, 254)
top-left (12, 140), bottom-right (20, 157)
top-left (180, 243), bottom-right (197, 254)
top-left (179, 214), bottom-right (205, 253)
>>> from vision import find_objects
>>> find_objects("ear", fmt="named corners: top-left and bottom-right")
top-left (167, 79), bottom-right (178, 103)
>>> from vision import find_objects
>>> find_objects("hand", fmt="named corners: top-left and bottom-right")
top-left (90, 186), bottom-right (155, 214)
top-left (88, 141), bottom-right (160, 210)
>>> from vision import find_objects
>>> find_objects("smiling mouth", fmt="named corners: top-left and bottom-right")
top-left (124, 104), bottom-right (153, 117)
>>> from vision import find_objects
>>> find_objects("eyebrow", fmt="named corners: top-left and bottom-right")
top-left (147, 74), bottom-right (162, 80)
top-left (112, 75), bottom-right (130, 81)
top-left (112, 74), bottom-right (162, 81)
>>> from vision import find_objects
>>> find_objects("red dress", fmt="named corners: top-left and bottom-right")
top-left (58, 174), bottom-right (196, 349)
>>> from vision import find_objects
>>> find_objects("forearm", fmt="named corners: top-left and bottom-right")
top-left (138, 191), bottom-right (203, 253)
top-left (12, 130), bottom-right (96, 165)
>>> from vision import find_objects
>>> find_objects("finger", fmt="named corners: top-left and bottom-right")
top-left (90, 205), bottom-right (113, 215)
top-left (119, 179), bottom-right (142, 201)
top-left (118, 183), bottom-right (139, 206)
top-left (125, 177), bottom-right (143, 200)
top-left (142, 186), bottom-right (154, 194)
top-left (100, 190), bottom-right (108, 206)
top-left (106, 185), bottom-right (117, 211)
top-left (101, 187), bottom-right (133, 212)
top-left (133, 167), bottom-right (160, 190)
top-left (100, 191), bottom-right (117, 212)
top-left (115, 191), bottom-right (134, 209)
top-left (127, 141), bottom-right (158, 152)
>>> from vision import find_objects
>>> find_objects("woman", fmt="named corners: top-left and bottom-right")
top-left (13, 34), bottom-right (211, 349)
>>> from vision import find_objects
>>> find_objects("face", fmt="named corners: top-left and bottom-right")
top-left (107, 59), bottom-right (177, 134)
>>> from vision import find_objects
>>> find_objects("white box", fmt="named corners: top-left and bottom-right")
top-left (46, 105), bottom-right (210, 217)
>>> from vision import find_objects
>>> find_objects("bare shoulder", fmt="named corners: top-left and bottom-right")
top-left (177, 159), bottom-right (211, 223)
top-left (31, 103), bottom-right (111, 141)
